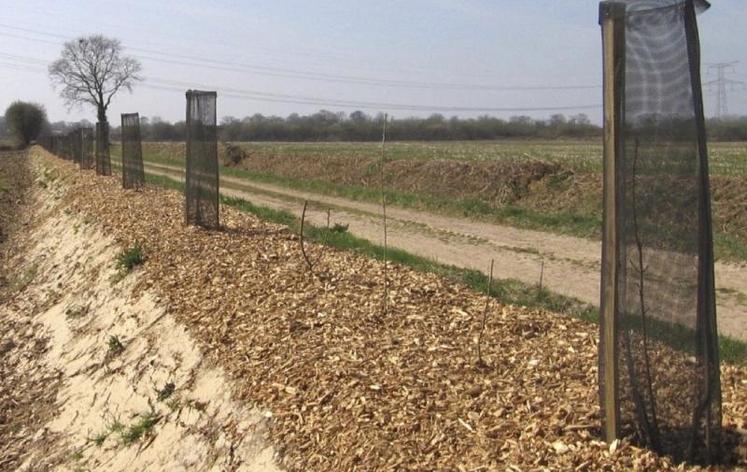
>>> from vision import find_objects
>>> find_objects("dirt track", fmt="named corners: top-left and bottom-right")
top-left (140, 160), bottom-right (747, 341)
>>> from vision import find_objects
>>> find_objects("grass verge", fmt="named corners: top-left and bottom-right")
top-left (134, 169), bottom-right (747, 364)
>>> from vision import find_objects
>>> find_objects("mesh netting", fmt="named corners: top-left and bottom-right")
top-left (54, 135), bottom-right (66, 159)
top-left (96, 121), bottom-right (112, 176)
top-left (60, 133), bottom-right (70, 160)
top-left (81, 128), bottom-right (95, 169)
top-left (121, 113), bottom-right (145, 189)
top-left (185, 90), bottom-right (219, 228)
top-left (40, 129), bottom-right (92, 168)
top-left (65, 132), bottom-right (73, 161)
top-left (71, 128), bottom-right (82, 166)
top-left (599, 0), bottom-right (720, 464)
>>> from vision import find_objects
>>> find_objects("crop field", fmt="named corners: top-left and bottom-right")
top-left (238, 140), bottom-right (747, 176)
top-left (118, 140), bottom-right (747, 176)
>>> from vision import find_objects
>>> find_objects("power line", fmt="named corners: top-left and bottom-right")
top-left (0, 23), bottom-right (601, 92)
top-left (0, 51), bottom-right (602, 113)
top-left (0, 15), bottom-right (497, 79)
top-left (144, 78), bottom-right (601, 113)
top-left (705, 62), bottom-right (745, 118)
top-left (0, 18), bottom-right (598, 83)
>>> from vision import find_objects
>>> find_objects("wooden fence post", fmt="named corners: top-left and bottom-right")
top-left (599, 0), bottom-right (625, 444)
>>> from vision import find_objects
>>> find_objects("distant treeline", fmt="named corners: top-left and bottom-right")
top-left (43, 111), bottom-right (747, 142)
top-left (54, 111), bottom-right (602, 141)
top-left (707, 116), bottom-right (747, 141)
top-left (215, 111), bottom-right (601, 141)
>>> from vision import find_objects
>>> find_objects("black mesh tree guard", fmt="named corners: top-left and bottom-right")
top-left (81, 128), bottom-right (95, 169)
top-left (121, 113), bottom-right (145, 189)
top-left (96, 121), bottom-right (112, 176)
top-left (58, 134), bottom-right (66, 159)
top-left (185, 90), bottom-right (219, 228)
top-left (599, 0), bottom-right (721, 464)
top-left (62, 132), bottom-right (72, 161)
top-left (71, 128), bottom-right (82, 166)
top-left (68, 132), bottom-right (75, 161)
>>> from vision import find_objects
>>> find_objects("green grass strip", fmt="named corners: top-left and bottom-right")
top-left (135, 169), bottom-right (747, 365)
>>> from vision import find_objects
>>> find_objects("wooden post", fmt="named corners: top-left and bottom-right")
top-left (599, 0), bottom-right (625, 444)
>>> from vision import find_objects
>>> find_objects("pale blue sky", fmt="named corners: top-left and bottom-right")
top-left (0, 0), bottom-right (745, 124)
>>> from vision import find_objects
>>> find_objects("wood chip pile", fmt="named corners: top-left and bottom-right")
top-left (35, 149), bottom-right (746, 470)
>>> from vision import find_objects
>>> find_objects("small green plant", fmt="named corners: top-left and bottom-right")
top-left (90, 417), bottom-right (127, 448)
top-left (156, 382), bottom-right (176, 402)
top-left (109, 419), bottom-right (125, 434)
top-left (120, 412), bottom-right (159, 445)
top-left (116, 243), bottom-right (144, 273)
top-left (107, 335), bottom-right (125, 356)
top-left (91, 431), bottom-right (109, 447)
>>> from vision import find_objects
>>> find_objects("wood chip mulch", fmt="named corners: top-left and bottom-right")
top-left (34, 149), bottom-right (747, 471)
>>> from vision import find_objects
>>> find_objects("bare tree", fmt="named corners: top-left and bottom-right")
top-left (49, 35), bottom-right (142, 124)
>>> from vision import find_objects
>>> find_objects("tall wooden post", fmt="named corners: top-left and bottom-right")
top-left (599, 0), bottom-right (625, 444)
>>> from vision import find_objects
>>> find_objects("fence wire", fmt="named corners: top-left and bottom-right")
top-left (121, 113), bottom-right (145, 189)
top-left (185, 90), bottom-right (219, 228)
top-left (599, 0), bottom-right (721, 464)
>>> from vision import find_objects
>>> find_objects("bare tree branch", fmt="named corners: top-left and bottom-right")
top-left (49, 35), bottom-right (142, 124)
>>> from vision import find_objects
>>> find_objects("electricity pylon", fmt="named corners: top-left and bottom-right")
top-left (705, 62), bottom-right (744, 118)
